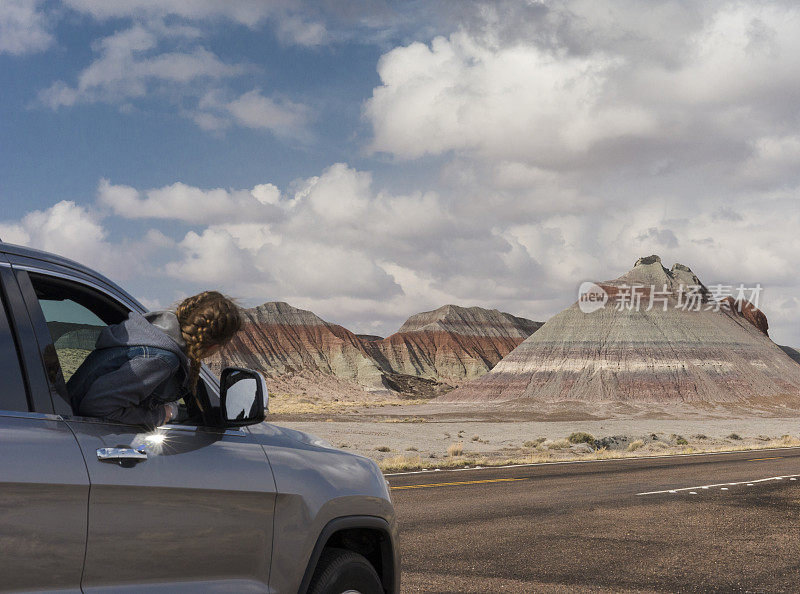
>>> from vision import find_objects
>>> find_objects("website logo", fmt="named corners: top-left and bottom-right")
top-left (578, 282), bottom-right (608, 313)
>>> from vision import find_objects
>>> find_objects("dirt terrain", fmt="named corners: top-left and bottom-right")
top-left (269, 397), bottom-right (800, 472)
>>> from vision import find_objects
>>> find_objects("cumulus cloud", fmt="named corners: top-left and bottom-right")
top-left (97, 178), bottom-right (282, 224)
top-left (365, 31), bottom-right (656, 162)
top-left (0, 201), bottom-right (148, 279)
top-left (366, 3), bottom-right (800, 172)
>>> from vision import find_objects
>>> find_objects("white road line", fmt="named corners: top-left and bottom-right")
top-left (637, 474), bottom-right (800, 496)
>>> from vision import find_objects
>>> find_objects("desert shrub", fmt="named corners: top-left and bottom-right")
top-left (627, 440), bottom-right (644, 452)
top-left (472, 435), bottom-right (480, 441)
top-left (375, 445), bottom-right (391, 452)
top-left (568, 432), bottom-right (595, 445)
top-left (693, 434), bottom-right (708, 440)
top-left (337, 443), bottom-right (349, 449)
top-left (447, 442), bottom-right (464, 457)
top-left (675, 436), bottom-right (689, 446)
top-left (379, 454), bottom-right (422, 472)
top-left (727, 433), bottom-right (742, 440)
top-left (406, 446), bottom-right (418, 451)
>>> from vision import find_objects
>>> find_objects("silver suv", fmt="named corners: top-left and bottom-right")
top-left (0, 242), bottom-right (399, 593)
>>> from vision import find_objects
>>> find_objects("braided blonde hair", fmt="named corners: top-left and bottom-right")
top-left (176, 291), bottom-right (242, 392)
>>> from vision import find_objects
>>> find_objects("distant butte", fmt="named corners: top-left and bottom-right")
top-left (443, 255), bottom-right (800, 405)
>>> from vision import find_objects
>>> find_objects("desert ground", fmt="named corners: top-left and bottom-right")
top-left (266, 394), bottom-right (800, 472)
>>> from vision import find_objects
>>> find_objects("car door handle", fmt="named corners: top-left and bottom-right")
top-left (97, 447), bottom-right (148, 463)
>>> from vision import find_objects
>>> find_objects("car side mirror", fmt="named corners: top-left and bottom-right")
top-left (219, 368), bottom-right (267, 428)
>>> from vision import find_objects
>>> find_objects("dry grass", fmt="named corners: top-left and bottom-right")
top-left (380, 454), bottom-right (423, 472)
top-left (447, 442), bottom-right (464, 457)
top-left (379, 437), bottom-right (800, 473)
top-left (627, 439), bottom-right (644, 452)
top-left (546, 439), bottom-right (570, 450)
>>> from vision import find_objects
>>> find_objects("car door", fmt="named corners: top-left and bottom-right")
top-left (0, 260), bottom-right (89, 593)
top-left (13, 264), bottom-right (278, 593)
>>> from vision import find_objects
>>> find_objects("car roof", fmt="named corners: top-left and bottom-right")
top-left (0, 242), bottom-right (145, 311)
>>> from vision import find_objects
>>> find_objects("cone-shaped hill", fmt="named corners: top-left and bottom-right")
top-left (443, 256), bottom-right (800, 404)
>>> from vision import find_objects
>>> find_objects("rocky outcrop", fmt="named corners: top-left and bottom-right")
top-left (723, 297), bottom-right (769, 335)
top-left (208, 302), bottom-right (542, 397)
top-left (367, 305), bottom-right (543, 386)
top-left (207, 302), bottom-right (388, 393)
top-left (444, 256), bottom-right (800, 404)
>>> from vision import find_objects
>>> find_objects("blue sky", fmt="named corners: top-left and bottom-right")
top-left (2, 1), bottom-right (800, 346)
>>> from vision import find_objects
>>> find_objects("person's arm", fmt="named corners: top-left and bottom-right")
top-left (77, 356), bottom-right (179, 427)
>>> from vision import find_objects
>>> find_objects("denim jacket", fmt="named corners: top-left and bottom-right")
top-left (66, 311), bottom-right (190, 427)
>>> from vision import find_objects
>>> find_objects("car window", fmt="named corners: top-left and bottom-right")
top-left (25, 273), bottom-right (129, 409)
top-left (0, 283), bottom-right (30, 413)
top-left (39, 297), bottom-right (109, 382)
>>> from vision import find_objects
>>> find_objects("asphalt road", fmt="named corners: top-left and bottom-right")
top-left (387, 448), bottom-right (800, 593)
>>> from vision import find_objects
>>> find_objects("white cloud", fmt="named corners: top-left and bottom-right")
top-left (38, 24), bottom-right (245, 109)
top-left (0, 201), bottom-right (146, 279)
top-left (62, 0), bottom-right (279, 27)
top-left (366, 3), bottom-right (800, 172)
top-left (97, 178), bottom-right (281, 224)
top-left (194, 89), bottom-right (312, 140)
top-left (62, 0), bottom-right (328, 46)
top-left (0, 0), bottom-right (52, 55)
top-left (365, 32), bottom-right (656, 162)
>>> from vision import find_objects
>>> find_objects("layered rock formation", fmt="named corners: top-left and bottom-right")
top-left (207, 302), bottom-right (387, 393)
top-left (444, 256), bottom-right (800, 404)
top-left (208, 302), bottom-right (542, 397)
top-left (367, 305), bottom-right (543, 386)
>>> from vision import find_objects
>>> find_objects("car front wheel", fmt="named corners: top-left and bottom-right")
top-left (307, 547), bottom-right (383, 594)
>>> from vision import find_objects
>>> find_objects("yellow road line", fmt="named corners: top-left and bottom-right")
top-left (747, 456), bottom-right (784, 461)
top-left (391, 477), bottom-right (525, 490)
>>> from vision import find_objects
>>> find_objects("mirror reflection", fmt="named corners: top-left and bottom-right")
top-left (224, 375), bottom-right (260, 422)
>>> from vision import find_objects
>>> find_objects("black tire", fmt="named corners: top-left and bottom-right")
top-left (307, 547), bottom-right (383, 594)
